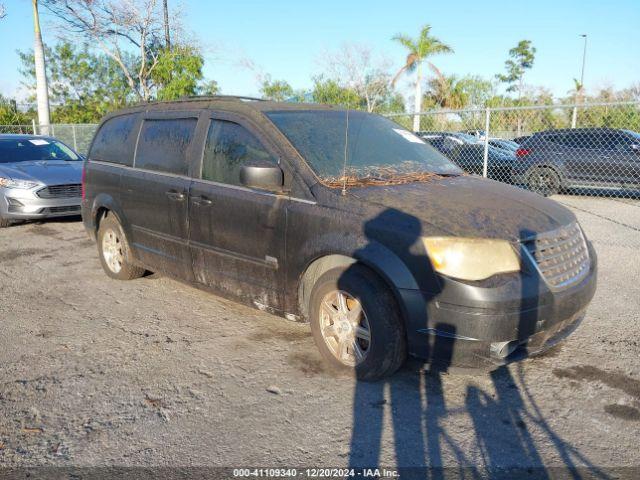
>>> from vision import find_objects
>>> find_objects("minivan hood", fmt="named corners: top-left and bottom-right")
top-left (348, 175), bottom-right (576, 241)
top-left (0, 161), bottom-right (82, 185)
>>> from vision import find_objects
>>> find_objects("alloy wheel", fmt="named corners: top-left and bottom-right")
top-left (319, 290), bottom-right (371, 366)
top-left (102, 228), bottom-right (124, 273)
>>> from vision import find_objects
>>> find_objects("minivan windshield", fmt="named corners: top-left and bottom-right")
top-left (0, 138), bottom-right (80, 164)
top-left (266, 110), bottom-right (461, 186)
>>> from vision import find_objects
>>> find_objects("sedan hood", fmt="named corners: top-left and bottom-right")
top-left (348, 175), bottom-right (576, 241)
top-left (0, 161), bottom-right (83, 185)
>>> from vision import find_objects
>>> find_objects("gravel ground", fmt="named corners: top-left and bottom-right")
top-left (0, 195), bottom-right (639, 477)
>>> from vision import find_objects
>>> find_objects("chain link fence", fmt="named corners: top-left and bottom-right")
top-left (388, 101), bottom-right (640, 248)
top-left (388, 101), bottom-right (640, 199)
top-left (1, 105), bottom-right (639, 247)
top-left (0, 123), bottom-right (98, 155)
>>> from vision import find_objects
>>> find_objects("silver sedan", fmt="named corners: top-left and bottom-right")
top-left (0, 134), bottom-right (84, 227)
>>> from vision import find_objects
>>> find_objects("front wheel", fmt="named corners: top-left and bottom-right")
top-left (97, 213), bottom-right (145, 280)
top-left (0, 216), bottom-right (11, 228)
top-left (309, 265), bottom-right (406, 381)
top-left (526, 167), bottom-right (561, 197)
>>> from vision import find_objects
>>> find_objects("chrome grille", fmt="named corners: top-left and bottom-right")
top-left (36, 184), bottom-right (81, 199)
top-left (524, 223), bottom-right (590, 290)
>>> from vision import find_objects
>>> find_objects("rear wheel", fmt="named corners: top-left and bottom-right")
top-left (526, 167), bottom-right (561, 196)
top-left (309, 265), bottom-right (406, 381)
top-left (97, 213), bottom-right (145, 280)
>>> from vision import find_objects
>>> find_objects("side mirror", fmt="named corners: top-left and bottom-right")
top-left (240, 162), bottom-right (284, 191)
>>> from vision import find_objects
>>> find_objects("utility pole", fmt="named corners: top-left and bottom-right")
top-left (32, 0), bottom-right (50, 135)
top-left (571, 34), bottom-right (587, 128)
top-left (163, 0), bottom-right (170, 49)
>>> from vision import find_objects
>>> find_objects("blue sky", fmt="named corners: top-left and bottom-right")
top-left (1, 0), bottom-right (638, 101)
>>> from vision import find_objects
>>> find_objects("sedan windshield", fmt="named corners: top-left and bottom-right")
top-left (266, 110), bottom-right (461, 186)
top-left (0, 138), bottom-right (80, 164)
top-left (490, 139), bottom-right (520, 152)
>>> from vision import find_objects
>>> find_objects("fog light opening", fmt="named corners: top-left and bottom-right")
top-left (6, 198), bottom-right (24, 207)
top-left (490, 340), bottom-right (520, 359)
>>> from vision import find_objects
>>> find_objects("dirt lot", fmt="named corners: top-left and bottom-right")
top-left (0, 195), bottom-right (639, 476)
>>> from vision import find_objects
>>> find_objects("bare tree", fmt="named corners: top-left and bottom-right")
top-left (43, 0), bottom-right (171, 101)
top-left (32, 0), bottom-right (51, 133)
top-left (321, 43), bottom-right (392, 112)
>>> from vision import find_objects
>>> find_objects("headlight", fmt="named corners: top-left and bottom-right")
top-left (0, 177), bottom-right (40, 190)
top-left (422, 237), bottom-right (520, 281)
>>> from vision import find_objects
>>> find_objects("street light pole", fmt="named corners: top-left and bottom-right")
top-left (579, 34), bottom-right (587, 89)
top-left (571, 34), bottom-right (587, 128)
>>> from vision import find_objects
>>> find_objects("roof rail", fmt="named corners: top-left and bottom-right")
top-left (128, 95), bottom-right (267, 109)
top-left (182, 95), bottom-right (266, 102)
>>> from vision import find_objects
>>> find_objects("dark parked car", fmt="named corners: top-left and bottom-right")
top-left (420, 132), bottom-right (517, 180)
top-left (0, 134), bottom-right (83, 227)
top-left (513, 128), bottom-right (640, 196)
top-left (449, 142), bottom-right (517, 181)
top-left (82, 97), bottom-right (597, 379)
top-left (418, 131), bottom-right (477, 157)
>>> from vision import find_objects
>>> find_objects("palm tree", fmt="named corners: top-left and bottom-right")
top-left (32, 0), bottom-right (50, 134)
top-left (425, 66), bottom-right (468, 110)
top-left (392, 25), bottom-right (453, 131)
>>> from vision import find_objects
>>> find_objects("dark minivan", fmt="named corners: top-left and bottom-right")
top-left (82, 96), bottom-right (597, 380)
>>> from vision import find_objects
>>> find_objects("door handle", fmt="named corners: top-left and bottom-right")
top-left (191, 195), bottom-right (213, 206)
top-left (166, 190), bottom-right (186, 201)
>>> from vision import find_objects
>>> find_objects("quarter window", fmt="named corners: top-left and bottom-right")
top-left (201, 120), bottom-right (277, 185)
top-left (135, 118), bottom-right (197, 175)
top-left (89, 114), bottom-right (138, 165)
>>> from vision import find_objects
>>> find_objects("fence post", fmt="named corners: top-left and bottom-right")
top-left (32, 119), bottom-right (37, 135)
top-left (72, 125), bottom-right (78, 151)
top-left (482, 107), bottom-right (490, 178)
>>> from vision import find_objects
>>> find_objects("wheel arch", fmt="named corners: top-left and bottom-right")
top-left (296, 246), bottom-right (419, 334)
top-left (526, 162), bottom-right (567, 186)
top-left (90, 193), bottom-right (131, 237)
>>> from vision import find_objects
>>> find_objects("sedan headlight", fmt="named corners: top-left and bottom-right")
top-left (422, 237), bottom-right (520, 281)
top-left (0, 177), bottom-right (40, 190)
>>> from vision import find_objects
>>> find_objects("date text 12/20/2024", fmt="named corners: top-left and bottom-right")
top-left (232, 468), bottom-right (400, 478)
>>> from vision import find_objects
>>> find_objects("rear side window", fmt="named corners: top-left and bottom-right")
top-left (90, 114), bottom-right (138, 166)
top-left (201, 120), bottom-right (276, 185)
top-left (135, 118), bottom-right (197, 175)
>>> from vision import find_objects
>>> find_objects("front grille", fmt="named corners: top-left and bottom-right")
top-left (36, 184), bottom-right (81, 199)
top-left (47, 205), bottom-right (81, 214)
top-left (523, 223), bottom-right (590, 290)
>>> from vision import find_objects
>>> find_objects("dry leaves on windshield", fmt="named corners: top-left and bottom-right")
top-left (323, 168), bottom-right (445, 188)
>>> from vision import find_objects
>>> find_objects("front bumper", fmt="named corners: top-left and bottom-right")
top-left (401, 241), bottom-right (598, 370)
top-left (1, 187), bottom-right (81, 220)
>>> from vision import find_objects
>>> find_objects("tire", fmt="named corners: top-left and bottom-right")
top-left (97, 213), bottom-right (145, 280)
top-left (309, 265), bottom-right (407, 381)
top-left (526, 167), bottom-right (561, 197)
top-left (0, 216), bottom-right (11, 228)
